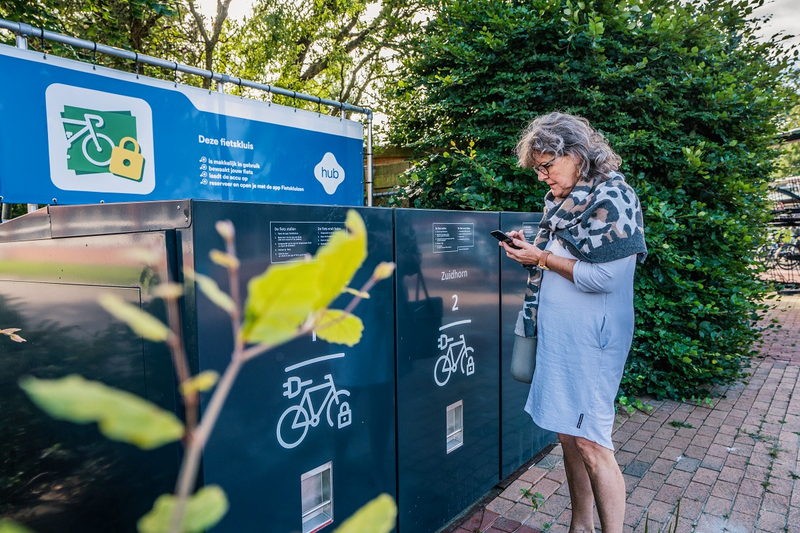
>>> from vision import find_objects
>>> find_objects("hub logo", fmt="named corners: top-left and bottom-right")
top-left (314, 152), bottom-right (345, 195)
top-left (45, 84), bottom-right (155, 195)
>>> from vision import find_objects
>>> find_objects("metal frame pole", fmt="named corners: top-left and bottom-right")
top-left (14, 32), bottom-right (39, 214)
top-left (366, 112), bottom-right (374, 207)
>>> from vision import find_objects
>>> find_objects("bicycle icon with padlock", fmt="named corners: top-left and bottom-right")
top-left (434, 319), bottom-right (475, 386)
top-left (276, 373), bottom-right (352, 449)
top-left (61, 112), bottom-right (145, 181)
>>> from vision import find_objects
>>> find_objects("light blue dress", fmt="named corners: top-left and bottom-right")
top-left (524, 237), bottom-right (637, 450)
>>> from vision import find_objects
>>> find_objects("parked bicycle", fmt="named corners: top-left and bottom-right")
top-left (276, 373), bottom-right (351, 449)
top-left (756, 230), bottom-right (800, 271)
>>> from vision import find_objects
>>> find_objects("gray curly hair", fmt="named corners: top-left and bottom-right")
top-left (515, 112), bottom-right (622, 182)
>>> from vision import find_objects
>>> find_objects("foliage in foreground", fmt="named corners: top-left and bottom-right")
top-left (13, 211), bottom-right (396, 533)
top-left (385, 0), bottom-right (799, 400)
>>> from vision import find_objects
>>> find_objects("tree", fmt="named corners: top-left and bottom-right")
top-left (186, 0), bottom-right (234, 89)
top-left (219, 0), bottom-right (426, 114)
top-left (0, 0), bottom-right (185, 76)
top-left (385, 0), bottom-right (800, 399)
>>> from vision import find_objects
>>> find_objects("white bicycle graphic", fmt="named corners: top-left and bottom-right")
top-left (61, 113), bottom-right (115, 167)
top-left (434, 333), bottom-right (475, 386)
top-left (276, 373), bottom-right (352, 449)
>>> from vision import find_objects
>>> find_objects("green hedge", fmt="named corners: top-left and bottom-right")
top-left (384, 0), bottom-right (799, 400)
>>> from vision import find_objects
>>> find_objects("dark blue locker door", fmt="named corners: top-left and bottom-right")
top-left (499, 212), bottom-right (555, 479)
top-left (189, 202), bottom-right (396, 533)
top-left (394, 208), bottom-right (500, 533)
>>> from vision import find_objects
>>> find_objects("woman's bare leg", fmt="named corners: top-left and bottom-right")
top-left (573, 436), bottom-right (626, 533)
top-left (558, 433), bottom-right (595, 532)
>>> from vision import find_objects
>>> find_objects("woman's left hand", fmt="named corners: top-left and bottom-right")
top-left (499, 230), bottom-right (542, 265)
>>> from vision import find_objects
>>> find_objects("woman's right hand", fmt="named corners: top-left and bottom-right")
top-left (500, 229), bottom-right (542, 266)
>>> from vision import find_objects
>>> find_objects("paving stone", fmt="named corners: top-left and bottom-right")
top-left (486, 498), bottom-right (515, 516)
top-left (761, 491), bottom-right (790, 514)
top-left (491, 517), bottom-right (522, 532)
top-left (648, 458), bottom-right (675, 475)
top-left (518, 466), bottom-right (548, 484)
top-left (458, 511), bottom-right (484, 531)
top-left (673, 456), bottom-right (701, 473)
top-left (732, 493), bottom-right (762, 515)
top-left (718, 465), bottom-right (745, 483)
top-left (623, 459), bottom-right (651, 477)
top-left (627, 486), bottom-right (657, 507)
top-left (699, 454), bottom-right (726, 472)
top-left (623, 503), bottom-right (646, 527)
top-left (500, 480), bottom-right (533, 502)
top-left (544, 469), bottom-right (566, 484)
top-left (664, 468), bottom-right (693, 488)
top-left (684, 480), bottom-right (712, 501)
top-left (615, 450), bottom-right (637, 467)
top-left (756, 508), bottom-right (787, 531)
top-left (710, 479), bottom-right (739, 500)
top-left (703, 494), bottom-right (733, 516)
top-left (693, 513), bottom-right (728, 533)
top-left (654, 482), bottom-right (683, 504)
top-left (637, 470), bottom-right (667, 491)
top-left (503, 502), bottom-right (534, 524)
top-left (529, 478), bottom-right (560, 499)
top-left (480, 509), bottom-right (501, 531)
top-left (724, 511), bottom-right (758, 533)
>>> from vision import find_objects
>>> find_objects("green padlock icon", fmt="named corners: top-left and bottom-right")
top-left (109, 137), bottom-right (144, 181)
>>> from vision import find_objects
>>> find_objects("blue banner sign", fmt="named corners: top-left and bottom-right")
top-left (0, 45), bottom-right (365, 206)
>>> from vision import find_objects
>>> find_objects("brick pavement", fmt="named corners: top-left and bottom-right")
top-left (448, 293), bottom-right (800, 533)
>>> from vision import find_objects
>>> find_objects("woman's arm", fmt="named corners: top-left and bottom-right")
top-left (572, 256), bottom-right (635, 293)
top-left (499, 231), bottom-right (576, 283)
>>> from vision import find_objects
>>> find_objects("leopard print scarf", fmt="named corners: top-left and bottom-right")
top-left (516, 172), bottom-right (647, 338)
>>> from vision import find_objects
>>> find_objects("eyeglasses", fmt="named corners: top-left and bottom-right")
top-left (532, 155), bottom-right (558, 176)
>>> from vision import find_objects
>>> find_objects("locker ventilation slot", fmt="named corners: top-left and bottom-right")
top-left (301, 461), bottom-right (333, 533)
top-left (447, 400), bottom-right (464, 453)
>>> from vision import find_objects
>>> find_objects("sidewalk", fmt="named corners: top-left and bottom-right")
top-left (449, 293), bottom-right (800, 533)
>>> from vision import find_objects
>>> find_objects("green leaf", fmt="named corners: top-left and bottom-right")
top-left (315, 309), bottom-right (364, 347)
top-left (98, 294), bottom-right (171, 342)
top-left (241, 260), bottom-right (321, 345)
top-left (313, 210), bottom-right (368, 310)
top-left (241, 210), bottom-right (369, 347)
top-left (179, 371), bottom-right (220, 396)
top-left (19, 375), bottom-right (184, 449)
top-left (333, 493), bottom-right (397, 533)
top-left (187, 269), bottom-right (236, 314)
top-left (0, 519), bottom-right (35, 533)
top-left (137, 485), bottom-right (229, 533)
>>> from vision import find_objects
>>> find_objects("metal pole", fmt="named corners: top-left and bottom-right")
top-left (0, 18), bottom-right (371, 117)
top-left (15, 32), bottom-right (39, 214)
top-left (366, 111), bottom-right (374, 207)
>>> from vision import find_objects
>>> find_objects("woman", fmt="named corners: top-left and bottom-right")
top-left (499, 112), bottom-right (647, 533)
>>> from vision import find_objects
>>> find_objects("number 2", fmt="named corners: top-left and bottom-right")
top-left (452, 294), bottom-right (459, 311)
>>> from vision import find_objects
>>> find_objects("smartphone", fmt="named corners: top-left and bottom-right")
top-left (490, 230), bottom-right (521, 249)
